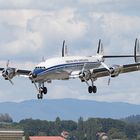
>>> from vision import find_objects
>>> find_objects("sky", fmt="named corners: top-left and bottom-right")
top-left (0, 0), bottom-right (140, 104)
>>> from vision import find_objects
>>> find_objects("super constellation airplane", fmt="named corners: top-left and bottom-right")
top-left (0, 39), bottom-right (140, 99)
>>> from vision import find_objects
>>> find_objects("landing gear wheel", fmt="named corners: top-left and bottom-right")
top-left (88, 86), bottom-right (93, 93)
top-left (93, 86), bottom-right (97, 93)
top-left (88, 86), bottom-right (97, 94)
top-left (43, 87), bottom-right (47, 94)
top-left (37, 93), bottom-right (43, 99)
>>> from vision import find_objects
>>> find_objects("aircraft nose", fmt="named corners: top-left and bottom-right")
top-left (29, 69), bottom-right (38, 79)
top-left (32, 72), bottom-right (37, 78)
top-left (30, 67), bottom-right (46, 79)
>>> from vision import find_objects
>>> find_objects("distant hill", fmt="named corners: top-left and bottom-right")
top-left (0, 99), bottom-right (140, 122)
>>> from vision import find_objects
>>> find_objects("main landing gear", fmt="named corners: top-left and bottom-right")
top-left (84, 78), bottom-right (97, 94)
top-left (88, 85), bottom-right (97, 93)
top-left (37, 83), bottom-right (47, 99)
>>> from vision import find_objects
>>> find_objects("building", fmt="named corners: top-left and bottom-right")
top-left (96, 132), bottom-right (109, 140)
top-left (29, 136), bottom-right (65, 140)
top-left (0, 130), bottom-right (25, 140)
top-left (61, 131), bottom-right (69, 139)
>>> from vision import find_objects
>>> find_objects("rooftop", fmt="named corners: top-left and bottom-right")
top-left (29, 136), bottom-right (65, 140)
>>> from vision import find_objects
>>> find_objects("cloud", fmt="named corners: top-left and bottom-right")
top-left (27, 8), bottom-right (87, 42)
top-left (0, 8), bottom-right (88, 60)
top-left (0, 0), bottom-right (77, 10)
top-left (78, 0), bottom-right (113, 4)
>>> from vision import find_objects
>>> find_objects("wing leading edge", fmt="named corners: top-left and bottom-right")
top-left (16, 69), bottom-right (31, 76)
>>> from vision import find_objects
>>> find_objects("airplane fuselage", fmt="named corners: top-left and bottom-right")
top-left (32, 55), bottom-right (104, 82)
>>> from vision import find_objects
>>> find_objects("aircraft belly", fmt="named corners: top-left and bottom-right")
top-left (36, 70), bottom-right (69, 81)
top-left (45, 72), bottom-right (69, 80)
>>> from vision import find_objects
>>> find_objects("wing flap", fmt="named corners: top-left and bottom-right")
top-left (93, 68), bottom-right (109, 78)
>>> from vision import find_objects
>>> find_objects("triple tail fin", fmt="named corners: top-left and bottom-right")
top-left (134, 38), bottom-right (140, 63)
top-left (62, 40), bottom-right (68, 57)
top-left (97, 39), bottom-right (104, 55)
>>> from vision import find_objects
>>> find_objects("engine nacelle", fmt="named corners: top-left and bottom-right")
top-left (2, 68), bottom-right (16, 80)
top-left (79, 70), bottom-right (91, 81)
top-left (109, 65), bottom-right (122, 78)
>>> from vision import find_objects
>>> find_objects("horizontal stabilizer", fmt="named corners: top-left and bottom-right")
top-left (103, 39), bottom-right (140, 62)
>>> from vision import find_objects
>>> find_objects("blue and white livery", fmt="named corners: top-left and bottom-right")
top-left (0, 39), bottom-right (140, 99)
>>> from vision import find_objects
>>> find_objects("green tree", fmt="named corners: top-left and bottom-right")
top-left (108, 128), bottom-right (127, 139)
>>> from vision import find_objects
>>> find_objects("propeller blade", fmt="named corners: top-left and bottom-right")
top-left (6, 60), bottom-right (10, 68)
top-left (6, 75), bottom-right (14, 85)
top-left (108, 77), bottom-right (111, 86)
top-left (101, 62), bottom-right (112, 86)
top-left (101, 62), bottom-right (110, 72)
top-left (9, 79), bottom-right (14, 85)
top-left (81, 63), bottom-right (87, 73)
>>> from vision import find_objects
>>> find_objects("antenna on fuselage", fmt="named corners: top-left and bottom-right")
top-left (62, 40), bottom-right (68, 57)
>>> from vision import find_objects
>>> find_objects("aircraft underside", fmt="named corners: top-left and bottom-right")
top-left (33, 66), bottom-right (99, 99)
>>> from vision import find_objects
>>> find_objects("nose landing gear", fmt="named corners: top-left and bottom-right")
top-left (37, 86), bottom-right (48, 99)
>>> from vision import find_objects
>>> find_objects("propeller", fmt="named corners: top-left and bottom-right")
top-left (2, 60), bottom-right (14, 85)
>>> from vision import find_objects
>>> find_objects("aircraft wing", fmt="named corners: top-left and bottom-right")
top-left (16, 69), bottom-right (31, 76)
top-left (0, 67), bottom-right (31, 77)
top-left (0, 68), bottom-right (4, 71)
top-left (92, 63), bottom-right (140, 79)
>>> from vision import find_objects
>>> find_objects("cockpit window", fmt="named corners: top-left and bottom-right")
top-left (35, 66), bottom-right (46, 69)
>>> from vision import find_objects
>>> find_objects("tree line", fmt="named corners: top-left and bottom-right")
top-left (0, 115), bottom-right (140, 139)
top-left (0, 113), bottom-right (13, 123)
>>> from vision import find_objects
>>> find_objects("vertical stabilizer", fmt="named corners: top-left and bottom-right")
top-left (62, 40), bottom-right (65, 57)
top-left (134, 38), bottom-right (140, 63)
top-left (97, 39), bottom-right (104, 55)
top-left (62, 40), bottom-right (68, 57)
